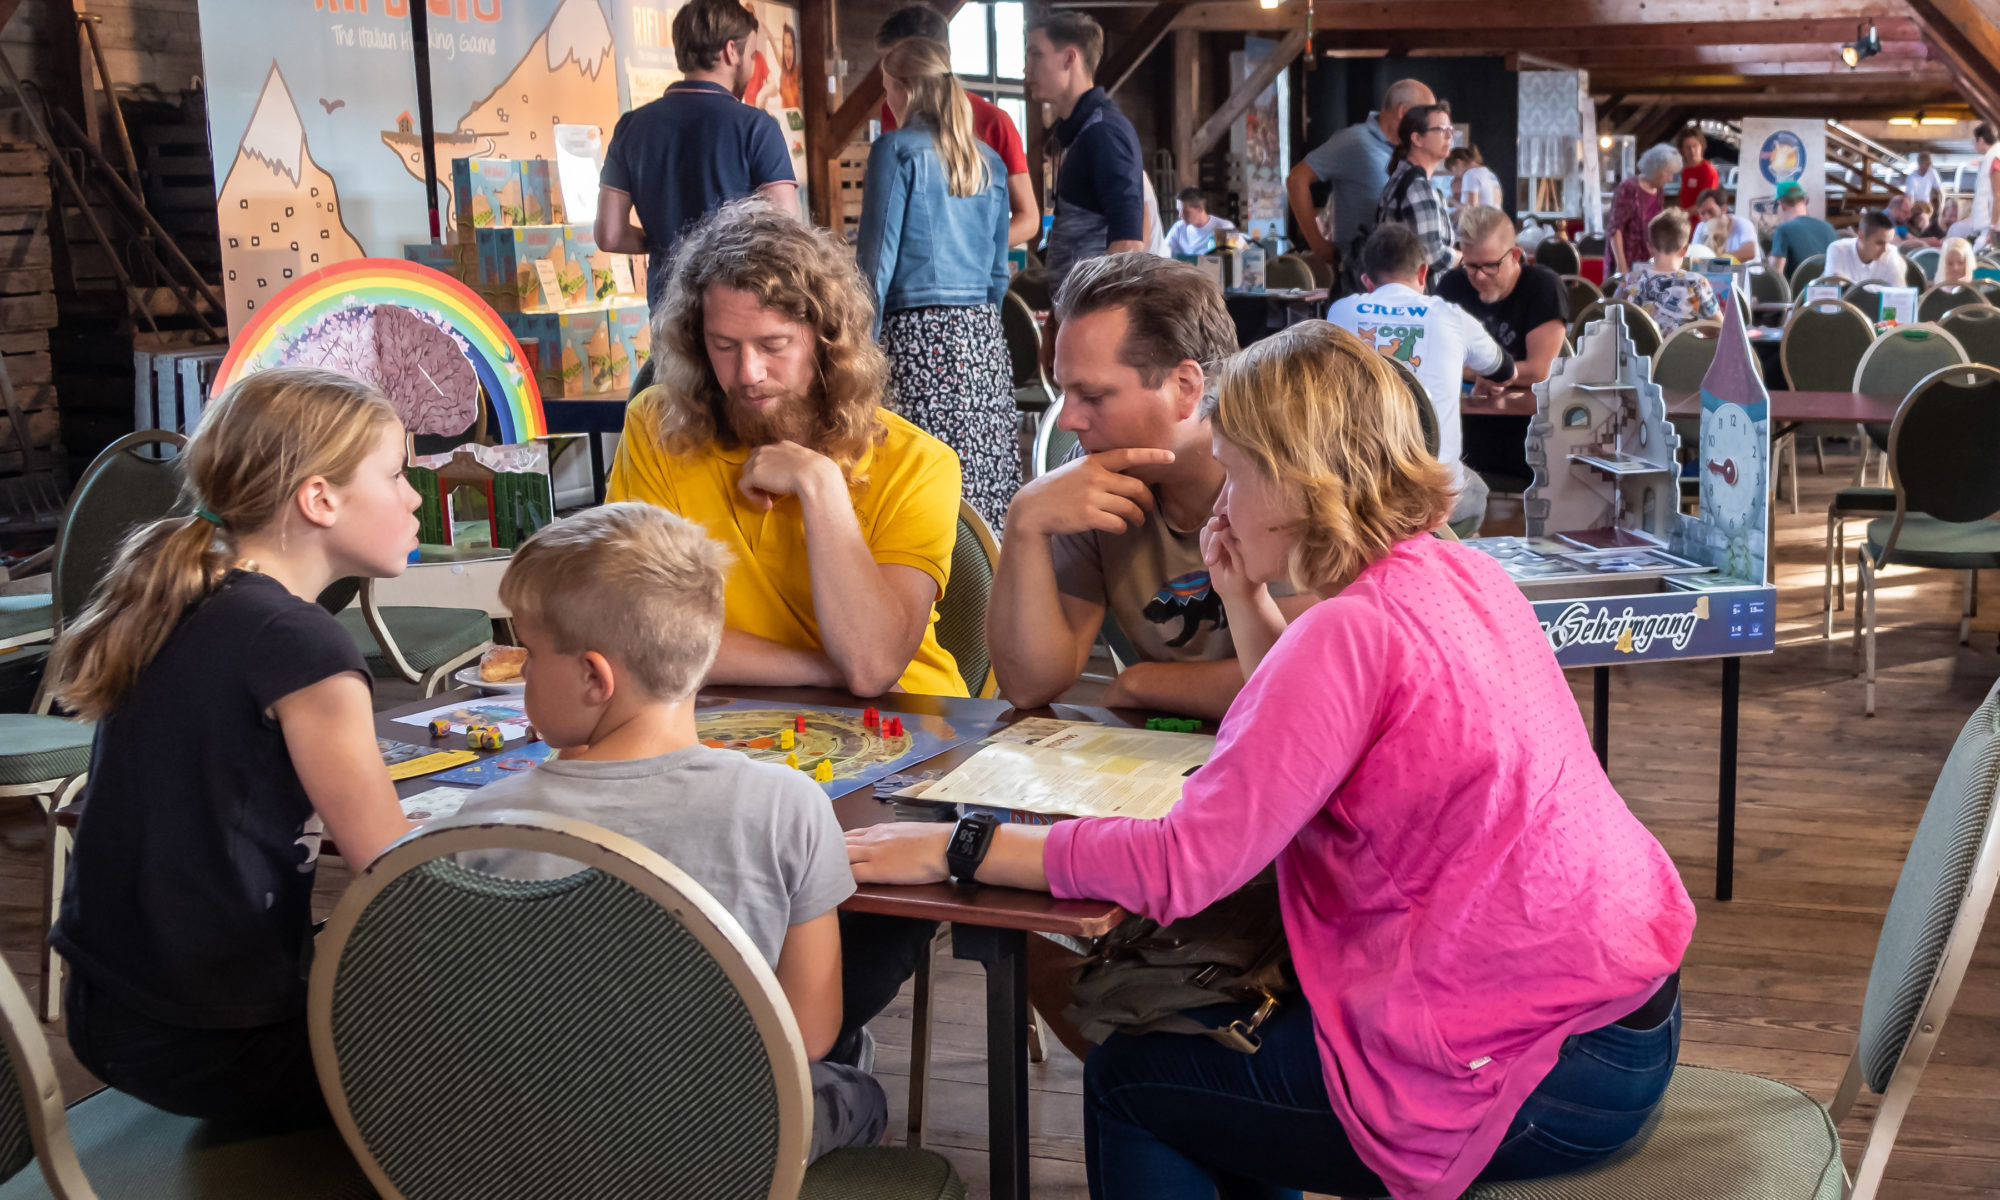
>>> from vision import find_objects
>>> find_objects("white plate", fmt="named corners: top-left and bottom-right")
top-left (454, 665), bottom-right (524, 694)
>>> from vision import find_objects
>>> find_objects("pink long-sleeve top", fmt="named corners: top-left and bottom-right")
top-left (1045, 534), bottom-right (1696, 1200)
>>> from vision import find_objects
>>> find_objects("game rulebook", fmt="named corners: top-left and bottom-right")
top-left (920, 725), bottom-right (1214, 820)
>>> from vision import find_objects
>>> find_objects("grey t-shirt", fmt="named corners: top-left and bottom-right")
top-left (456, 745), bottom-right (854, 969)
top-left (1050, 496), bottom-right (1233, 665)
top-left (1302, 114), bottom-right (1394, 260)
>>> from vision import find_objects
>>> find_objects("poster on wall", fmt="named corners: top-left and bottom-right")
top-left (1229, 37), bottom-right (1289, 243)
top-left (199, 0), bottom-right (805, 334)
top-left (1737, 118), bottom-right (1826, 235)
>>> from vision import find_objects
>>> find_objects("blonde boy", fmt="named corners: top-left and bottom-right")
top-left (457, 502), bottom-right (884, 1156)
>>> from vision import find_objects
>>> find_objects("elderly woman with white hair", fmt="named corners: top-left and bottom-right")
top-left (1608, 144), bottom-right (1682, 275)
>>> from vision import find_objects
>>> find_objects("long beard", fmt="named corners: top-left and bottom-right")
top-left (720, 386), bottom-right (816, 448)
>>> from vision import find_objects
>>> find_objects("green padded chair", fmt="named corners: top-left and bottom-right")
top-left (1853, 362), bottom-right (2000, 715)
top-left (310, 811), bottom-right (965, 1200)
top-left (1918, 283), bottom-right (1983, 325)
top-left (20, 430), bottom-right (190, 1020)
top-left (1652, 319), bottom-right (1724, 394)
top-left (1559, 274), bottom-right (1602, 320)
top-left (1473, 670), bottom-right (2000, 1199)
top-left (1745, 262), bottom-right (1792, 318)
top-left (319, 576), bottom-right (494, 698)
top-left (1380, 355), bottom-right (1440, 458)
top-left (1033, 395), bottom-right (1079, 479)
top-left (1788, 252), bottom-right (1827, 294)
top-left (1534, 238), bottom-right (1581, 276)
top-left (1007, 266), bottom-right (1051, 313)
top-left (1908, 246), bottom-right (1941, 282)
top-left (1572, 300), bottom-right (1662, 361)
top-left (1903, 255), bottom-right (1928, 289)
top-left (0, 962), bottom-right (373, 1200)
top-left (1973, 278), bottom-right (2000, 306)
top-left (936, 501), bottom-right (999, 699)
top-left (1001, 290), bottom-right (1054, 439)
top-left (1937, 301), bottom-right (2000, 366)
top-left (1264, 254), bottom-right (1315, 291)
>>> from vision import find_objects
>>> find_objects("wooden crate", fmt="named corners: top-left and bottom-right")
top-left (0, 145), bottom-right (62, 470)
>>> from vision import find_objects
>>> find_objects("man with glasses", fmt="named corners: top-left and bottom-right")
top-left (1437, 205), bottom-right (1568, 395)
top-left (593, 0), bottom-right (797, 311)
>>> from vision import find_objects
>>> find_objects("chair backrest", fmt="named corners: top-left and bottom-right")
top-left (1881, 362), bottom-right (2000, 525)
top-left (1380, 355), bottom-right (1439, 457)
top-left (53, 430), bottom-right (189, 627)
top-left (1788, 252), bottom-right (1827, 293)
top-left (1560, 274), bottom-right (1602, 317)
top-left (1569, 298), bottom-right (1606, 342)
top-left (628, 353), bottom-right (656, 400)
top-left (1265, 254), bottom-right (1315, 290)
top-left (1854, 323), bottom-right (1969, 397)
top-left (937, 501), bottom-right (999, 699)
top-left (1570, 299), bottom-right (1662, 359)
top-left (1779, 299), bottom-right (1878, 392)
top-left (1576, 232), bottom-right (1606, 256)
top-left (1033, 395), bottom-right (1078, 478)
top-left (1937, 303), bottom-right (2000, 366)
top-left (1919, 285), bottom-right (1984, 326)
top-left (1843, 280), bottom-right (1896, 315)
top-left (1839, 673), bottom-right (2000, 1197)
top-left (1302, 254), bottom-right (1334, 288)
top-left (1745, 264), bottom-right (1791, 307)
top-left (1903, 256), bottom-right (1928, 289)
top-left (1652, 320), bottom-right (1724, 393)
top-left (1007, 267), bottom-right (1051, 313)
top-left (0, 951), bottom-right (90, 1196)
top-left (1975, 279), bottom-right (2000, 306)
top-left (1909, 246), bottom-right (1941, 282)
top-left (311, 812), bottom-right (813, 1200)
top-left (1000, 290), bottom-right (1044, 391)
top-left (1534, 239), bottom-right (1580, 275)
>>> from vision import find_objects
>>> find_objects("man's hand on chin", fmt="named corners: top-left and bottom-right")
top-left (739, 441), bottom-right (839, 510)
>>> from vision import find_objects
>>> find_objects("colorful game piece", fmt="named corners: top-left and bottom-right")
top-left (428, 717), bottom-right (452, 738)
top-left (466, 724), bottom-right (505, 751)
top-left (795, 714), bottom-right (807, 733)
top-left (780, 728), bottom-right (795, 750)
top-left (863, 706), bottom-right (880, 729)
top-left (815, 760), bottom-right (833, 782)
top-left (886, 716), bottom-right (904, 738)
top-left (785, 751), bottom-right (799, 769)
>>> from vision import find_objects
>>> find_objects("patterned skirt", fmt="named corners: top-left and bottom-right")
top-left (881, 303), bottom-right (1019, 532)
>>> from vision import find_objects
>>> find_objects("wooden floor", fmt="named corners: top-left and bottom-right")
top-left (6, 451), bottom-right (2000, 1197)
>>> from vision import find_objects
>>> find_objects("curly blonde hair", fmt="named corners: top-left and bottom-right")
top-left (648, 199), bottom-right (888, 478)
top-left (1200, 321), bottom-right (1454, 593)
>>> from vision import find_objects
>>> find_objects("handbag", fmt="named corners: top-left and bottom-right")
top-left (1062, 867), bottom-right (1293, 1053)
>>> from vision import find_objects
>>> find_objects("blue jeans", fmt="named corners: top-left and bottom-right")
top-left (1083, 992), bottom-right (1681, 1200)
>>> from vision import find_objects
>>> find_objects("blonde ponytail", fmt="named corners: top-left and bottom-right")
top-left (883, 37), bottom-right (990, 199)
top-left (52, 367), bottom-right (399, 720)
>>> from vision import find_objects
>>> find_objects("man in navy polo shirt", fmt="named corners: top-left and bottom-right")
top-left (593, 0), bottom-right (798, 310)
top-left (1026, 11), bottom-right (1145, 295)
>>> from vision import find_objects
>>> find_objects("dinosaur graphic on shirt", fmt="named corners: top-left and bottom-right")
top-left (1143, 570), bottom-right (1228, 648)
top-left (1357, 322), bottom-right (1425, 368)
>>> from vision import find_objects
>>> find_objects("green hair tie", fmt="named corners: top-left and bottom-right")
top-left (195, 508), bottom-right (227, 529)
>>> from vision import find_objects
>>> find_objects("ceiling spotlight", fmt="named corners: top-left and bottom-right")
top-left (1841, 22), bottom-right (1880, 68)
top-left (1259, 0), bottom-right (1283, 7)
top-left (1922, 114), bottom-right (1960, 126)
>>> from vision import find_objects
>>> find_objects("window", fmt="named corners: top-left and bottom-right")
top-left (1563, 405), bottom-right (1591, 429)
top-left (949, 2), bottom-right (1027, 126)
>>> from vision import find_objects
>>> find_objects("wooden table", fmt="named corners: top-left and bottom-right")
top-left (380, 685), bottom-right (1133, 1200)
top-left (1464, 388), bottom-right (1902, 430)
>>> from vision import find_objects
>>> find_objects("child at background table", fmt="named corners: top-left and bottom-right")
top-left (49, 367), bottom-right (421, 1128)
top-left (456, 502), bottom-right (886, 1158)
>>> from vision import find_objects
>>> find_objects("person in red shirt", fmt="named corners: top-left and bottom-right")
top-left (1675, 126), bottom-right (1718, 211)
top-left (876, 5), bottom-right (1040, 248)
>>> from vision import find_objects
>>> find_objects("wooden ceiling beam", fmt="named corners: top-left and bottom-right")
top-left (1187, 27), bottom-right (1308, 158)
top-left (1288, 19), bottom-right (1921, 50)
top-left (1552, 43), bottom-right (1929, 70)
top-left (825, 0), bottom-right (969, 152)
top-left (1097, 2), bottom-right (1189, 96)
top-left (1904, 0), bottom-right (2000, 127)
top-left (1589, 69), bottom-right (1954, 90)
top-left (1173, 0), bottom-right (1890, 33)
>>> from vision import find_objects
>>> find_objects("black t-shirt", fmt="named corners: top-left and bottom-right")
top-left (53, 571), bottom-right (367, 1029)
top-left (1436, 263), bottom-right (1569, 361)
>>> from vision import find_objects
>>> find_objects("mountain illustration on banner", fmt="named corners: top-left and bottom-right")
top-left (216, 64), bottom-right (366, 337)
top-left (381, 0), bottom-right (618, 224)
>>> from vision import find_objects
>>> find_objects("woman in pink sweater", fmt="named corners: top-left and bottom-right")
top-left (849, 322), bottom-right (1696, 1200)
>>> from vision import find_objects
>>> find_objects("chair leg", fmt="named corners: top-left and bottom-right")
top-left (1824, 515), bottom-right (1840, 639)
top-left (1836, 518), bottom-right (1848, 610)
top-left (906, 933), bottom-right (934, 1149)
top-left (1813, 436), bottom-right (1826, 474)
top-left (1787, 435), bottom-right (1800, 515)
top-left (1027, 1007), bottom-right (1048, 1065)
top-left (39, 778), bottom-right (82, 1023)
top-left (1863, 557), bottom-right (1879, 717)
top-left (1963, 571), bottom-right (1978, 646)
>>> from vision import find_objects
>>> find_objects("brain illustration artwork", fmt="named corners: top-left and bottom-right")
top-left (276, 302), bottom-right (481, 437)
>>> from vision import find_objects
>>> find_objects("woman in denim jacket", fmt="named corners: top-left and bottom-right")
top-left (858, 37), bottom-right (1015, 529)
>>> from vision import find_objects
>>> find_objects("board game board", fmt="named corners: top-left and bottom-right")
top-left (694, 696), bottom-right (1006, 799)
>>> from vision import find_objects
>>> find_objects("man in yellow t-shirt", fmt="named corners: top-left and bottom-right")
top-left (606, 199), bottom-right (967, 698)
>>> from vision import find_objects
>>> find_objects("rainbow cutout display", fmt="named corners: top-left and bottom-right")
top-left (214, 258), bottom-right (545, 443)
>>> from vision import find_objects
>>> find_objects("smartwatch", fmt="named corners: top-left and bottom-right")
top-left (946, 811), bottom-right (1001, 887)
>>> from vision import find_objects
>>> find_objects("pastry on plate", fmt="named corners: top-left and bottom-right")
top-left (479, 645), bottom-right (526, 683)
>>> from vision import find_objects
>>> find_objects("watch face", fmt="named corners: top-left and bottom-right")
top-left (1700, 402), bottom-right (1762, 531)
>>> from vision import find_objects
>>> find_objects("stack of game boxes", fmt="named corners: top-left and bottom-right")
top-left (403, 157), bottom-right (650, 399)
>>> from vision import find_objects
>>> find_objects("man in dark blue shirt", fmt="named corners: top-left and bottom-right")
top-left (594, 0), bottom-right (797, 309)
top-left (1026, 12), bottom-right (1145, 295)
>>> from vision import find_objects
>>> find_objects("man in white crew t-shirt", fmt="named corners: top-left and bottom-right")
top-left (1825, 209), bottom-right (1911, 287)
top-left (1327, 221), bottom-right (1516, 535)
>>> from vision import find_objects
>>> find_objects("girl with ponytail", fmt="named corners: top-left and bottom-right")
top-left (855, 36), bottom-right (1018, 530)
top-left (50, 366), bottom-right (421, 1128)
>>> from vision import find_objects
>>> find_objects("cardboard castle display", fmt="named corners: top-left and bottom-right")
top-left (1464, 302), bottom-right (1779, 666)
top-left (408, 442), bottom-right (554, 551)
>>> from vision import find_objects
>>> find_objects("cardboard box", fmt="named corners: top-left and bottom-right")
top-left (453, 158), bottom-right (521, 231)
top-left (403, 242), bottom-right (459, 277)
top-left (477, 226), bottom-right (568, 313)
top-left (517, 159), bottom-right (566, 226)
top-left (560, 308), bottom-right (612, 396)
top-left (563, 224), bottom-right (620, 305)
top-left (608, 302), bottom-right (651, 394)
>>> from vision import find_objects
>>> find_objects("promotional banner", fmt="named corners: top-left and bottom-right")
top-left (1737, 117), bottom-right (1826, 237)
top-left (1229, 37), bottom-right (1290, 243)
top-left (198, 0), bottom-right (805, 334)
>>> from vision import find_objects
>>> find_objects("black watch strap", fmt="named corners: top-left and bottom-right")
top-left (946, 812), bottom-right (1000, 886)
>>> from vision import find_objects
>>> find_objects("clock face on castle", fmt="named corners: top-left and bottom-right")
top-left (1701, 401), bottom-right (1762, 534)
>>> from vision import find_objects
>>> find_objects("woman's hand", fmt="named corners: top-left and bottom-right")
top-left (1200, 514), bottom-right (1258, 605)
top-left (845, 823), bottom-right (953, 885)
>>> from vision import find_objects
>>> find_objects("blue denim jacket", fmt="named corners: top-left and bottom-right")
top-left (856, 128), bottom-right (1010, 336)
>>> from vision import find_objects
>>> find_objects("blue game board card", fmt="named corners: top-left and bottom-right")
top-left (429, 740), bottom-right (557, 786)
top-left (694, 696), bottom-right (1010, 799)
